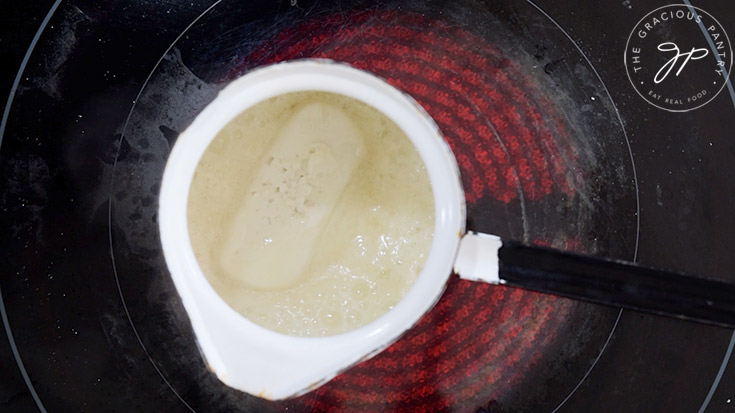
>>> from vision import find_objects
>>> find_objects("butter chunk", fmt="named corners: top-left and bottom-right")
top-left (219, 102), bottom-right (364, 290)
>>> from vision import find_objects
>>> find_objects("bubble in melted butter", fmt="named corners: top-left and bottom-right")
top-left (187, 91), bottom-right (434, 337)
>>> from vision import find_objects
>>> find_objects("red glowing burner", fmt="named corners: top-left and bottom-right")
top-left (241, 10), bottom-right (583, 410)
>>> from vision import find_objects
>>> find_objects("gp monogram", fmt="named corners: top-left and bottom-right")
top-left (625, 4), bottom-right (732, 112)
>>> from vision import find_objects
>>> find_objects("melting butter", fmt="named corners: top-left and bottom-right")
top-left (187, 91), bottom-right (434, 336)
top-left (219, 102), bottom-right (364, 290)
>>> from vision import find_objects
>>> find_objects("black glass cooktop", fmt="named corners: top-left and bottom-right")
top-left (2, 1), bottom-right (734, 411)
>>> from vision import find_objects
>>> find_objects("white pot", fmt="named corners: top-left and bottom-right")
top-left (158, 59), bottom-right (468, 400)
